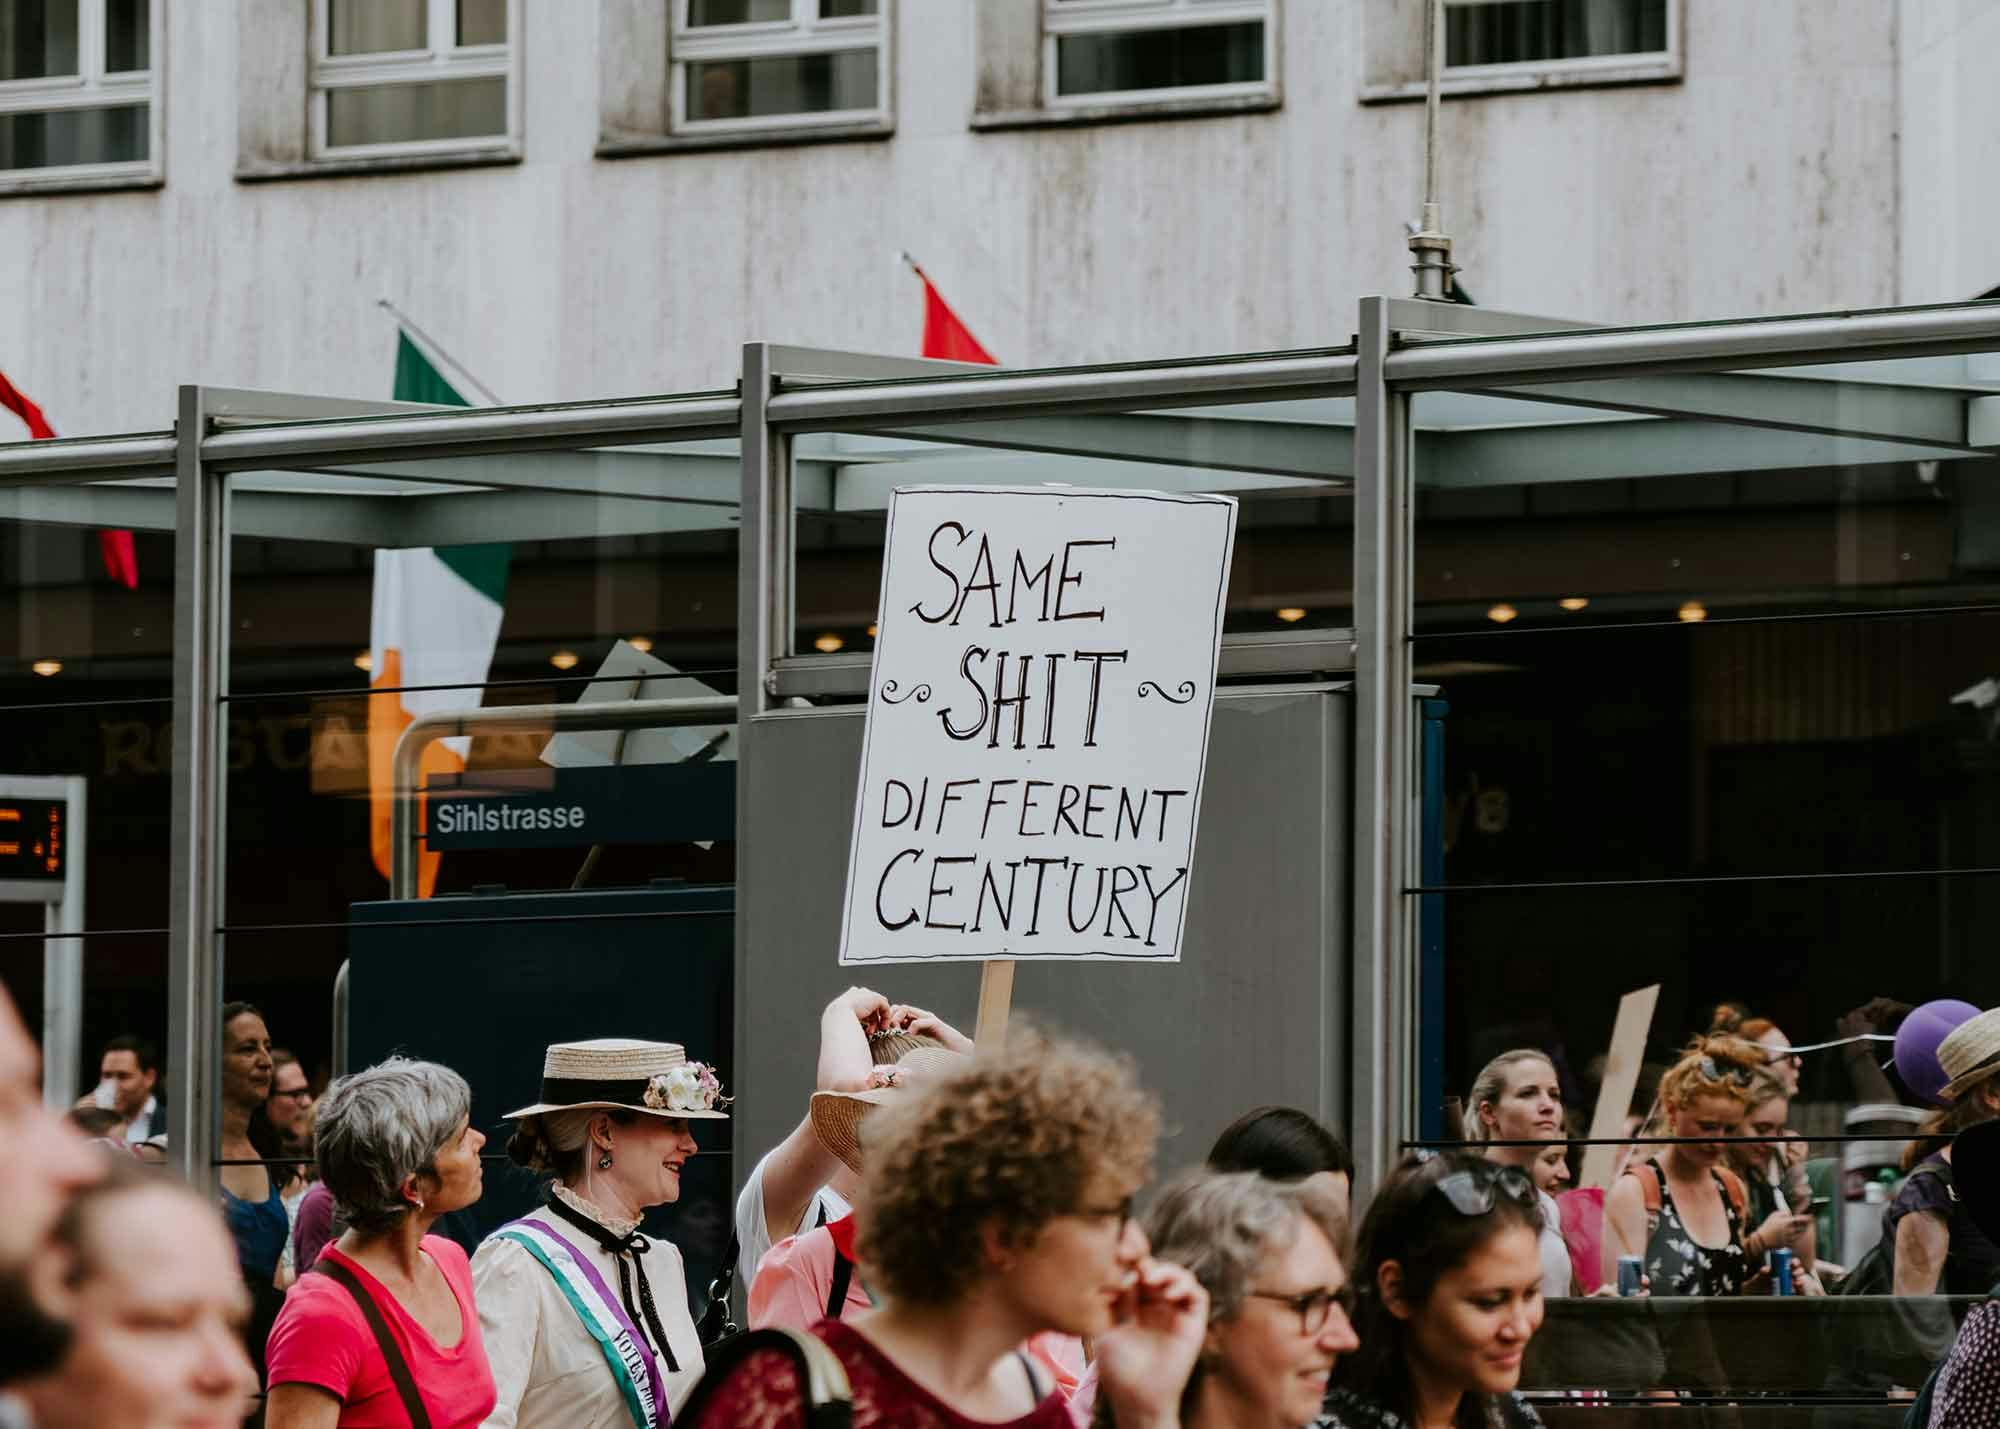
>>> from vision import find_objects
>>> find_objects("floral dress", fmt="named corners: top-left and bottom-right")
top-left (1633, 1157), bottom-right (1751, 1297)
top-left (1316, 1386), bottom-right (1544, 1428)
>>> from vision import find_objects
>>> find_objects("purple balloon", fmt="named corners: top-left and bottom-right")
top-left (1896, 1000), bottom-right (1982, 1106)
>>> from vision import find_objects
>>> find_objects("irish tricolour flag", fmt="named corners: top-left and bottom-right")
top-left (366, 332), bottom-right (510, 898)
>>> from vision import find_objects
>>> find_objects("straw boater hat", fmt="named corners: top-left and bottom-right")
top-left (504, 1038), bottom-right (730, 1121)
top-left (809, 1045), bottom-right (966, 1175)
top-left (1937, 1008), bottom-right (2000, 1105)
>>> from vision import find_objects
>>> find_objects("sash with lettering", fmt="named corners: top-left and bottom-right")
top-left (492, 1216), bottom-right (668, 1427)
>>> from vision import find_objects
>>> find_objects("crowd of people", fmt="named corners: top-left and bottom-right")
top-left (3, 979), bottom-right (2000, 1428)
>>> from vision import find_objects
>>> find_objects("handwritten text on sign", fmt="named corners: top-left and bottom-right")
top-left (838, 486), bottom-right (1237, 965)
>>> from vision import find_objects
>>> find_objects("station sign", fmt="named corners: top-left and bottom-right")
top-left (422, 762), bottom-right (734, 852)
top-left (0, 797), bottom-right (65, 881)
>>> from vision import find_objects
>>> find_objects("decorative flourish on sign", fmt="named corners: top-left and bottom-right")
top-left (1137, 680), bottom-right (1197, 704)
top-left (880, 681), bottom-right (932, 705)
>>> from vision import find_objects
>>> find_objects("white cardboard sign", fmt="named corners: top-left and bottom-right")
top-left (838, 486), bottom-right (1237, 965)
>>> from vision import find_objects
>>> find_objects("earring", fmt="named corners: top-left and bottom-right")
top-left (598, 1151), bottom-right (614, 1171)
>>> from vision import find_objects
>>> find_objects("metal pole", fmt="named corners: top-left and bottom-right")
top-left (1408, 0), bottom-right (1456, 301)
top-left (1351, 298), bottom-right (1416, 1192)
top-left (732, 341), bottom-right (781, 1308)
top-left (166, 385), bottom-right (226, 1195)
top-left (387, 696), bottom-right (740, 902)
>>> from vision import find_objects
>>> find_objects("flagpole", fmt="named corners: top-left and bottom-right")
top-left (375, 298), bottom-right (504, 406)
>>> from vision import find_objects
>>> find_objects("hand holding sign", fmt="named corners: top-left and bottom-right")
top-left (838, 486), bottom-right (1237, 966)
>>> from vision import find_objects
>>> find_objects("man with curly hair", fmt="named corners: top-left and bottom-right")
top-left (686, 1027), bottom-right (1166, 1427)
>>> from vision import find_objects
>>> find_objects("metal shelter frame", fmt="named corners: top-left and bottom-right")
top-left (9, 294), bottom-right (2000, 1193)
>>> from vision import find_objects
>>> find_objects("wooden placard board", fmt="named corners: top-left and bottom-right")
top-left (1579, 983), bottom-right (1661, 1191)
top-left (837, 486), bottom-right (1237, 969)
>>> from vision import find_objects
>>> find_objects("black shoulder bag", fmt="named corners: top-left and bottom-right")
top-left (310, 1257), bottom-right (433, 1429)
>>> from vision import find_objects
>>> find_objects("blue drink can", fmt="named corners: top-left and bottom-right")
top-left (1770, 1247), bottom-right (1794, 1296)
top-left (1616, 1255), bottom-right (1644, 1297)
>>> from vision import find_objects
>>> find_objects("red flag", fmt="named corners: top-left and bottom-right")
top-left (0, 369), bottom-right (138, 589)
top-left (916, 269), bottom-right (998, 365)
top-left (0, 371), bottom-right (55, 439)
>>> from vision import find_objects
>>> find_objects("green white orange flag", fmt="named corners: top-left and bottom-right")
top-left (366, 332), bottom-right (511, 897)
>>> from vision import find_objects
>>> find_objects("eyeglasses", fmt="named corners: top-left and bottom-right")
top-left (1700, 1056), bottom-right (1756, 1087)
top-left (270, 1087), bottom-right (312, 1101)
top-left (1426, 1160), bottom-right (1538, 1217)
top-left (1076, 1195), bottom-right (1136, 1236)
top-left (1248, 1284), bottom-right (1356, 1336)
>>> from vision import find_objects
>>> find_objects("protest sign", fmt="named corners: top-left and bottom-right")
top-left (838, 486), bottom-right (1237, 966)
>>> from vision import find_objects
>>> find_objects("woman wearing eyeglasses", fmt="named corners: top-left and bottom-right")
top-left (1321, 1152), bottom-right (1547, 1429)
top-left (1601, 1038), bottom-right (1813, 1297)
top-left (683, 1027), bottom-right (1157, 1428)
top-left (1091, 1169), bottom-right (1357, 1429)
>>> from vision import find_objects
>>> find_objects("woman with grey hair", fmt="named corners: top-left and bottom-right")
top-left (263, 1058), bottom-right (494, 1429)
top-left (473, 1037), bottom-right (729, 1428)
top-left (1094, 1169), bottom-right (1358, 1429)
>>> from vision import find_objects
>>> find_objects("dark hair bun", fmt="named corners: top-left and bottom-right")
top-left (507, 1120), bottom-right (551, 1172)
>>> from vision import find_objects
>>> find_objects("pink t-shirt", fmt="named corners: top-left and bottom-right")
top-left (265, 1237), bottom-right (497, 1429)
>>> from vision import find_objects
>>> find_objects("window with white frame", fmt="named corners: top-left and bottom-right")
top-left (1042, 0), bottom-right (1274, 108)
top-left (671, 0), bottom-right (888, 136)
top-left (0, 0), bottom-right (160, 186)
top-left (1445, 0), bottom-right (1670, 76)
top-left (310, 0), bottom-right (518, 159)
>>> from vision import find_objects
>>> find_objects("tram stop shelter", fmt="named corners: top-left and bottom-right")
top-left (9, 293), bottom-right (2000, 1422)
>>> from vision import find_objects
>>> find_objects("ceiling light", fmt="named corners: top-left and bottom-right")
top-left (813, 632), bottom-right (845, 654)
top-left (1558, 597), bottom-right (1590, 612)
top-left (1678, 601), bottom-right (1708, 623)
top-left (550, 650), bottom-right (580, 671)
top-left (29, 659), bottom-right (60, 677)
top-left (1275, 607), bottom-right (1307, 624)
top-left (1486, 604), bottom-right (1518, 625)
top-left (626, 636), bottom-right (653, 654)
top-left (866, 623), bottom-right (878, 639)
top-left (352, 651), bottom-right (374, 673)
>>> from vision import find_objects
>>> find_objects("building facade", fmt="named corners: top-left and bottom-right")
top-left (0, 0), bottom-right (1970, 433)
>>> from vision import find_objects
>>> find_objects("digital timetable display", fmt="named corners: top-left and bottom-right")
top-left (0, 799), bottom-right (65, 881)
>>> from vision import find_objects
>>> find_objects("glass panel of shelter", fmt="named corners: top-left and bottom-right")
top-left (0, 449), bottom-right (176, 1117)
top-left (218, 441), bottom-right (744, 949)
top-left (202, 423), bottom-right (742, 1286)
top-left (787, 396), bottom-right (1360, 664)
top-left (1401, 328), bottom-right (2000, 1418)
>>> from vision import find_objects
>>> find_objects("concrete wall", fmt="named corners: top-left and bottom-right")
top-left (0, 0), bottom-right (1904, 436)
top-left (1898, 0), bottom-right (2000, 305)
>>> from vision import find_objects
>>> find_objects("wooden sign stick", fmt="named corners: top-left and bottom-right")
top-left (1579, 983), bottom-right (1660, 1192)
top-left (974, 959), bottom-right (1015, 1050)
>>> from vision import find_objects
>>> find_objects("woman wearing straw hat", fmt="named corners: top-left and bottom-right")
top-left (472, 1038), bottom-right (729, 1428)
top-left (1889, 1006), bottom-right (2000, 1297)
top-left (748, 1045), bottom-right (962, 1329)
top-left (731, 986), bottom-right (972, 1293)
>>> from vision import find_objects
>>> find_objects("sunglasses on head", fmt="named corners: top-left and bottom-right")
top-left (1413, 1152), bottom-right (1539, 1216)
top-left (1700, 1056), bottom-right (1755, 1087)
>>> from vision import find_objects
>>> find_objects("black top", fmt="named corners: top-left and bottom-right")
top-left (1885, 1154), bottom-right (2000, 1297)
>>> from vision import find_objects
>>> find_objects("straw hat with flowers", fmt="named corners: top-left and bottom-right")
top-left (809, 1045), bottom-right (966, 1174)
top-left (504, 1038), bottom-right (730, 1121)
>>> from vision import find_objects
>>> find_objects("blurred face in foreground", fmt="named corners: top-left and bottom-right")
top-left (0, 986), bottom-right (102, 1382)
top-left (1206, 1213), bottom-right (1359, 1426)
top-left (993, 1172), bottom-right (1149, 1339)
top-left (19, 1184), bottom-right (257, 1429)
top-left (1386, 1224), bottom-right (1545, 1402)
